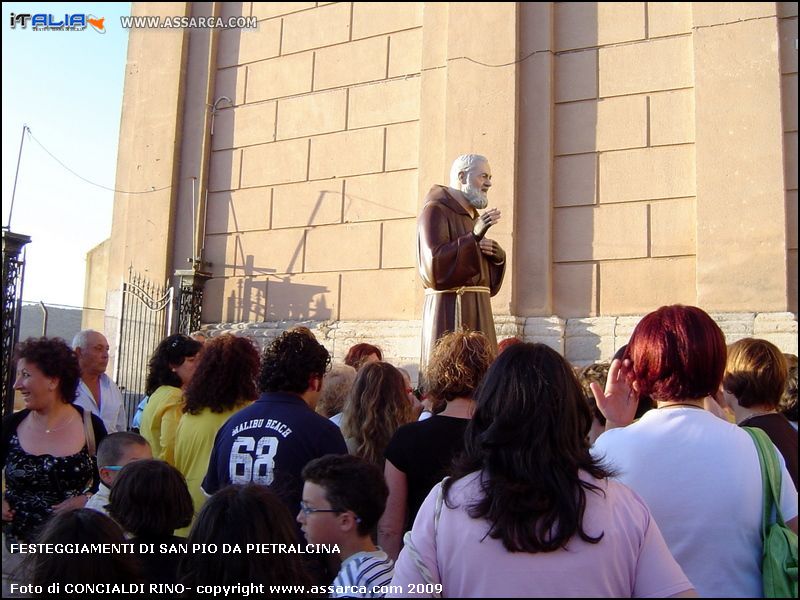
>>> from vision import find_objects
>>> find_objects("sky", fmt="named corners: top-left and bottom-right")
top-left (2, 2), bottom-right (131, 309)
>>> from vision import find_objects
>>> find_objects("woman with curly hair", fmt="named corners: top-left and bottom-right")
top-left (174, 335), bottom-right (258, 529)
top-left (378, 331), bottom-right (493, 560)
top-left (341, 362), bottom-right (414, 468)
top-left (391, 343), bottom-right (694, 597)
top-left (2, 338), bottom-right (107, 546)
top-left (178, 484), bottom-right (312, 589)
top-left (140, 334), bottom-right (203, 464)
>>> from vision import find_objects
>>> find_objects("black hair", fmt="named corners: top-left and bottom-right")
top-left (177, 484), bottom-right (312, 587)
top-left (28, 509), bottom-right (143, 586)
top-left (302, 454), bottom-right (388, 537)
top-left (14, 337), bottom-right (81, 403)
top-left (258, 331), bottom-right (330, 394)
top-left (145, 334), bottom-right (203, 395)
top-left (445, 343), bottom-right (614, 553)
top-left (108, 459), bottom-right (193, 537)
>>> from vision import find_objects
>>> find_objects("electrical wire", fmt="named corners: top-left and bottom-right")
top-left (26, 129), bottom-right (173, 195)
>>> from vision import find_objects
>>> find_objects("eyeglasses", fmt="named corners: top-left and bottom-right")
top-left (299, 501), bottom-right (361, 523)
top-left (299, 500), bottom-right (340, 516)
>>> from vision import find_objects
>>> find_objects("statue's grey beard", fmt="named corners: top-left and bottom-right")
top-left (463, 183), bottom-right (488, 209)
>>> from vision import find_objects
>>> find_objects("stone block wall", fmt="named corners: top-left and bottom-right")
top-left (203, 2), bottom-right (423, 325)
top-left (552, 2), bottom-right (697, 317)
top-left (204, 310), bottom-right (798, 383)
top-left (96, 3), bottom-right (797, 376)
top-left (779, 3), bottom-right (798, 314)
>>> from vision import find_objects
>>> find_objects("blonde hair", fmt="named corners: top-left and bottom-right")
top-left (341, 362), bottom-right (414, 467)
top-left (425, 330), bottom-right (495, 403)
top-left (317, 364), bottom-right (357, 418)
top-left (723, 338), bottom-right (788, 408)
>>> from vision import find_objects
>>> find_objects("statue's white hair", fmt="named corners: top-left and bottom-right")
top-left (449, 154), bottom-right (488, 188)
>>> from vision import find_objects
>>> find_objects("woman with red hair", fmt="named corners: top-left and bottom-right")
top-left (174, 335), bottom-right (258, 529)
top-left (344, 343), bottom-right (382, 370)
top-left (592, 305), bottom-right (798, 597)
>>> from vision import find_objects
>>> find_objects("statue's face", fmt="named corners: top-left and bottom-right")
top-left (460, 160), bottom-right (492, 209)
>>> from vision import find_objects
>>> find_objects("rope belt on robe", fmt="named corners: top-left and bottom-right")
top-left (424, 286), bottom-right (491, 332)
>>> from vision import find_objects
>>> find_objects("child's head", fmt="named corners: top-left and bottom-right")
top-left (179, 484), bottom-right (311, 587)
top-left (28, 509), bottom-right (143, 586)
top-left (96, 432), bottom-right (152, 487)
top-left (298, 454), bottom-right (387, 545)
top-left (108, 459), bottom-right (193, 537)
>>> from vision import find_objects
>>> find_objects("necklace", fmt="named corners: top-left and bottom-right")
top-left (31, 411), bottom-right (76, 434)
top-left (659, 402), bottom-right (703, 410)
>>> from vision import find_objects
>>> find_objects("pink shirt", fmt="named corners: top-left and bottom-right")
top-left (388, 471), bottom-right (692, 598)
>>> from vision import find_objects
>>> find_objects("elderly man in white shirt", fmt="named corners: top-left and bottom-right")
top-left (72, 329), bottom-right (127, 433)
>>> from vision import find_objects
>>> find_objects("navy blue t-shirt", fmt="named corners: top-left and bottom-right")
top-left (202, 392), bottom-right (347, 515)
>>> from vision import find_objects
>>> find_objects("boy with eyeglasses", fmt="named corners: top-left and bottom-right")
top-left (85, 432), bottom-right (152, 516)
top-left (299, 455), bottom-right (394, 598)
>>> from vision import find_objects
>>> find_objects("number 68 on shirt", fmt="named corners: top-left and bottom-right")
top-left (229, 435), bottom-right (278, 485)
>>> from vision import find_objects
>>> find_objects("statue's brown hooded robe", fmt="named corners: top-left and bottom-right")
top-left (417, 185), bottom-right (505, 370)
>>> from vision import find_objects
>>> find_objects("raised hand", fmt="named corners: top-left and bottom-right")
top-left (590, 358), bottom-right (637, 430)
top-left (473, 208), bottom-right (501, 240)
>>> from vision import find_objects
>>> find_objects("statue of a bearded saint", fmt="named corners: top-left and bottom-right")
top-left (417, 154), bottom-right (506, 371)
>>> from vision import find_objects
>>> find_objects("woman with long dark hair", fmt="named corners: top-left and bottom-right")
top-left (108, 459), bottom-right (193, 584)
top-left (28, 509), bottom-right (143, 586)
top-left (178, 484), bottom-right (312, 589)
top-left (140, 334), bottom-right (202, 464)
top-left (390, 343), bottom-right (694, 597)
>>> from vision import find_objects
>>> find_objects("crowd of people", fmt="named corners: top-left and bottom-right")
top-left (2, 304), bottom-right (798, 597)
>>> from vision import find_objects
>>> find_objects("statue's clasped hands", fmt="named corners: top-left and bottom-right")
top-left (474, 208), bottom-right (503, 262)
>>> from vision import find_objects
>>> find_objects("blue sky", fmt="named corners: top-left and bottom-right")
top-left (2, 2), bottom-right (131, 308)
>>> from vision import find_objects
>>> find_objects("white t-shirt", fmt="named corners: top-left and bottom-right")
top-left (85, 483), bottom-right (111, 516)
top-left (593, 407), bottom-right (798, 598)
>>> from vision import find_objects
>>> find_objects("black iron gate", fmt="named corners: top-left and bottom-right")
top-left (2, 231), bottom-right (31, 418)
top-left (114, 270), bottom-right (173, 427)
